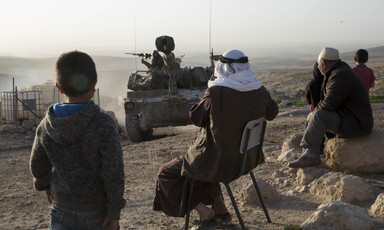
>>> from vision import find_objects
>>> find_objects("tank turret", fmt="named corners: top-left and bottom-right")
top-left (123, 35), bottom-right (214, 142)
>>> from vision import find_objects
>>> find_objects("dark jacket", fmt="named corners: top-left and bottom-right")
top-left (305, 62), bottom-right (324, 111)
top-left (181, 86), bottom-right (278, 183)
top-left (317, 61), bottom-right (373, 138)
top-left (30, 101), bottom-right (126, 219)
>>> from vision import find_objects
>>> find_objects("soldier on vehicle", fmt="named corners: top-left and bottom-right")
top-left (141, 50), bottom-right (164, 70)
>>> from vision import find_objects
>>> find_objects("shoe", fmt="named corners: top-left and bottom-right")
top-left (191, 219), bottom-right (219, 230)
top-left (214, 212), bottom-right (232, 223)
top-left (288, 155), bottom-right (321, 168)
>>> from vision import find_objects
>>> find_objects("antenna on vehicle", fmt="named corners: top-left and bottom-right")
top-left (209, 0), bottom-right (212, 55)
top-left (209, 0), bottom-right (214, 67)
top-left (133, 12), bottom-right (138, 71)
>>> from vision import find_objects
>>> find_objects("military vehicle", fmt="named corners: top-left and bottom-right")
top-left (124, 36), bottom-right (216, 142)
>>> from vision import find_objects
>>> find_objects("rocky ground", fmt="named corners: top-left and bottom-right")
top-left (1, 102), bottom-right (384, 230)
top-left (1, 61), bottom-right (383, 229)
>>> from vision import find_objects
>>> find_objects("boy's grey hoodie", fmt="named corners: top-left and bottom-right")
top-left (30, 101), bottom-right (125, 219)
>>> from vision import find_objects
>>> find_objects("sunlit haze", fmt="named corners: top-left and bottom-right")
top-left (1, 0), bottom-right (384, 57)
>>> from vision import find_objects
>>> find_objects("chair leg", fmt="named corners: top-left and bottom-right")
top-left (249, 171), bottom-right (272, 223)
top-left (184, 179), bottom-right (194, 230)
top-left (224, 183), bottom-right (246, 230)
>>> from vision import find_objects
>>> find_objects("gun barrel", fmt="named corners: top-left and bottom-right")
top-left (125, 52), bottom-right (152, 59)
top-left (125, 52), bottom-right (143, 55)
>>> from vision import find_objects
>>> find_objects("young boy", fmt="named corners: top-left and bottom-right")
top-left (353, 49), bottom-right (376, 94)
top-left (30, 51), bottom-right (125, 230)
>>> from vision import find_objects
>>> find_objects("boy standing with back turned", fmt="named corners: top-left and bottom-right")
top-left (30, 51), bottom-right (126, 230)
top-left (353, 49), bottom-right (376, 94)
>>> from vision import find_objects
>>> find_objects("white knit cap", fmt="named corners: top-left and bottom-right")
top-left (222, 49), bottom-right (247, 60)
top-left (318, 47), bottom-right (339, 62)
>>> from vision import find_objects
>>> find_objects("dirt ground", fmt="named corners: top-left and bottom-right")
top-left (1, 103), bottom-right (384, 230)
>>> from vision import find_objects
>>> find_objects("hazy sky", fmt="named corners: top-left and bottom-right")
top-left (1, 0), bottom-right (384, 57)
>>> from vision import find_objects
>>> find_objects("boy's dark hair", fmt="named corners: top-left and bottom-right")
top-left (56, 51), bottom-right (97, 97)
top-left (354, 49), bottom-right (369, 64)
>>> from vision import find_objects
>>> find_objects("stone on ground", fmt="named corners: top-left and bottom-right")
top-left (296, 167), bottom-right (329, 186)
top-left (278, 149), bottom-right (301, 162)
top-left (309, 172), bottom-right (376, 203)
top-left (237, 179), bottom-right (281, 205)
top-left (21, 120), bottom-right (35, 130)
top-left (301, 201), bottom-right (374, 230)
top-left (370, 193), bottom-right (384, 217)
top-left (281, 133), bottom-right (302, 153)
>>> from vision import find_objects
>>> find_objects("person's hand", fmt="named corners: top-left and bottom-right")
top-left (46, 194), bottom-right (53, 204)
top-left (102, 218), bottom-right (119, 230)
top-left (209, 75), bottom-right (217, 81)
top-left (306, 111), bottom-right (314, 121)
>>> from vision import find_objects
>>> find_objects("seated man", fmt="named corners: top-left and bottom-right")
top-left (289, 47), bottom-right (373, 168)
top-left (153, 49), bottom-right (278, 229)
top-left (305, 62), bottom-right (335, 151)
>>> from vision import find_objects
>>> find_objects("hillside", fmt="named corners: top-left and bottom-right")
top-left (258, 65), bottom-right (384, 101)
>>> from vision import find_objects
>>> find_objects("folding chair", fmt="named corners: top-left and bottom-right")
top-left (184, 117), bottom-right (271, 230)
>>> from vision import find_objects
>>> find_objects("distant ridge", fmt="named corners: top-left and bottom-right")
top-left (340, 46), bottom-right (384, 59)
top-left (1, 46), bottom-right (383, 76)
top-left (249, 46), bottom-right (384, 70)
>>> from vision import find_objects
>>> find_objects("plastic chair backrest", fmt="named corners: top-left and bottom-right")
top-left (238, 117), bottom-right (266, 178)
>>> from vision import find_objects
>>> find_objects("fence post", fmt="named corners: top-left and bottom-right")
top-left (13, 78), bottom-right (17, 124)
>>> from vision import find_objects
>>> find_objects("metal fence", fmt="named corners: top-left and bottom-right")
top-left (1, 88), bottom-right (100, 124)
top-left (1, 76), bottom-right (101, 125)
top-left (1, 91), bottom-right (44, 123)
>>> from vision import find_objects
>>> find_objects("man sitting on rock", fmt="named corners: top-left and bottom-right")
top-left (289, 47), bottom-right (373, 168)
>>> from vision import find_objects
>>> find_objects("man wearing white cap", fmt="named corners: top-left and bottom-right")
top-left (154, 49), bottom-right (278, 229)
top-left (289, 47), bottom-right (373, 168)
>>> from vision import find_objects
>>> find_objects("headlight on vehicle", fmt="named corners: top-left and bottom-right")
top-left (125, 102), bottom-right (135, 110)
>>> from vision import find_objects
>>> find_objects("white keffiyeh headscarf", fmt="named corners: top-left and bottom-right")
top-left (208, 49), bottom-right (262, 92)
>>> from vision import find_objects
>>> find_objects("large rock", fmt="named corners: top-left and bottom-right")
top-left (309, 172), bottom-right (376, 203)
top-left (325, 130), bottom-right (384, 173)
top-left (370, 193), bottom-right (384, 217)
top-left (301, 201), bottom-right (374, 230)
top-left (237, 179), bottom-right (281, 205)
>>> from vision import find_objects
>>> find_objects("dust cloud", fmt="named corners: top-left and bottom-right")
top-left (0, 55), bottom-right (137, 125)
